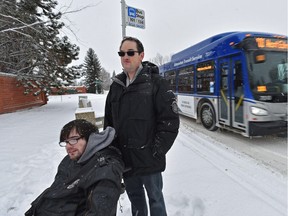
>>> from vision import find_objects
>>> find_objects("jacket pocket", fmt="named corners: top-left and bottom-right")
top-left (125, 138), bottom-right (154, 168)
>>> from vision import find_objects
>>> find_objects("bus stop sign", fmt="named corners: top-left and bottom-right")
top-left (126, 5), bottom-right (145, 29)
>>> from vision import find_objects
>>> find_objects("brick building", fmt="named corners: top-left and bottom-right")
top-left (0, 73), bottom-right (48, 114)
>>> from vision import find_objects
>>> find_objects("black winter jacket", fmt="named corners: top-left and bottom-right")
top-left (104, 61), bottom-right (179, 177)
top-left (25, 128), bottom-right (124, 216)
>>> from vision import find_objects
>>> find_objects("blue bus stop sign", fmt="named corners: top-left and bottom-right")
top-left (128, 7), bottom-right (136, 18)
top-left (126, 5), bottom-right (145, 29)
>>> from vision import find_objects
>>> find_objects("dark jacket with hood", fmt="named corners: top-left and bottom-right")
top-left (25, 127), bottom-right (124, 216)
top-left (104, 61), bottom-right (179, 177)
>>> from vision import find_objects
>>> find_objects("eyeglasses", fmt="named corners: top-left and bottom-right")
top-left (118, 50), bottom-right (140, 57)
top-left (59, 136), bottom-right (83, 147)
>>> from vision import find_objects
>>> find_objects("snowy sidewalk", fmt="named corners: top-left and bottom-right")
top-left (0, 94), bottom-right (286, 216)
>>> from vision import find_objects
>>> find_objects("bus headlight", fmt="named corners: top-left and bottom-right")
top-left (250, 106), bottom-right (268, 116)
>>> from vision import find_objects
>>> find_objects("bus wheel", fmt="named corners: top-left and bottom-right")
top-left (200, 102), bottom-right (218, 131)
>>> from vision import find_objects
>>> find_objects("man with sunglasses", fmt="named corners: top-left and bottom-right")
top-left (104, 37), bottom-right (179, 216)
top-left (25, 119), bottom-right (124, 216)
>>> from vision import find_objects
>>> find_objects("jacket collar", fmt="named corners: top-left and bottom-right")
top-left (113, 61), bottom-right (159, 86)
top-left (77, 127), bottom-right (115, 164)
top-left (124, 64), bottom-right (143, 87)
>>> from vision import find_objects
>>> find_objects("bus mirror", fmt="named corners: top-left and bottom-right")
top-left (253, 50), bottom-right (266, 63)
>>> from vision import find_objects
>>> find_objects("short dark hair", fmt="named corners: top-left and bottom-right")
top-left (59, 119), bottom-right (99, 143)
top-left (120, 36), bottom-right (144, 53)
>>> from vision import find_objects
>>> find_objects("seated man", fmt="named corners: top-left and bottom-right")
top-left (25, 119), bottom-right (124, 216)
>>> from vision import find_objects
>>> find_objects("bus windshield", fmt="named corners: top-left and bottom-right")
top-left (247, 51), bottom-right (288, 102)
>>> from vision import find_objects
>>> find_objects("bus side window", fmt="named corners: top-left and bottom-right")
top-left (178, 66), bottom-right (194, 94)
top-left (164, 71), bottom-right (176, 92)
top-left (196, 61), bottom-right (215, 94)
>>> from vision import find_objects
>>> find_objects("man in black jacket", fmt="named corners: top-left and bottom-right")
top-left (25, 119), bottom-right (124, 216)
top-left (104, 37), bottom-right (179, 216)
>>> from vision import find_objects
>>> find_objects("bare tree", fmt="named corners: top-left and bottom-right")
top-left (100, 68), bottom-right (111, 91)
top-left (149, 53), bottom-right (171, 66)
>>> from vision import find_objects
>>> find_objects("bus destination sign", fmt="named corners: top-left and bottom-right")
top-left (256, 37), bottom-right (288, 50)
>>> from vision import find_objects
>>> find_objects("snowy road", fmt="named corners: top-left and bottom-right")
top-left (162, 121), bottom-right (287, 215)
top-left (180, 115), bottom-right (287, 176)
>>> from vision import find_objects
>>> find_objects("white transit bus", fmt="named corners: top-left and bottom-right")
top-left (159, 32), bottom-right (287, 137)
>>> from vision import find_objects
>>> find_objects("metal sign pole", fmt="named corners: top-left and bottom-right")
top-left (121, 0), bottom-right (126, 38)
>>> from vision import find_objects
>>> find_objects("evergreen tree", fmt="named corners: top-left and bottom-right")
top-left (0, 0), bottom-right (19, 72)
top-left (0, 0), bottom-right (81, 94)
top-left (83, 48), bottom-right (102, 93)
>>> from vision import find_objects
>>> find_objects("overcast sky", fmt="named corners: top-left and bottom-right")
top-left (58, 0), bottom-right (288, 74)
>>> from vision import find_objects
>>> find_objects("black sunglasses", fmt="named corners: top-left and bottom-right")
top-left (118, 50), bottom-right (140, 57)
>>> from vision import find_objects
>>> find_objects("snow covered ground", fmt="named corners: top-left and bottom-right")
top-left (0, 93), bottom-right (287, 216)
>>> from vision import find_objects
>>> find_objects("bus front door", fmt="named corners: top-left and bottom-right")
top-left (218, 57), bottom-right (244, 130)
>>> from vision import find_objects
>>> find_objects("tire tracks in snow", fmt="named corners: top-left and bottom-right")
top-left (179, 122), bottom-right (287, 215)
